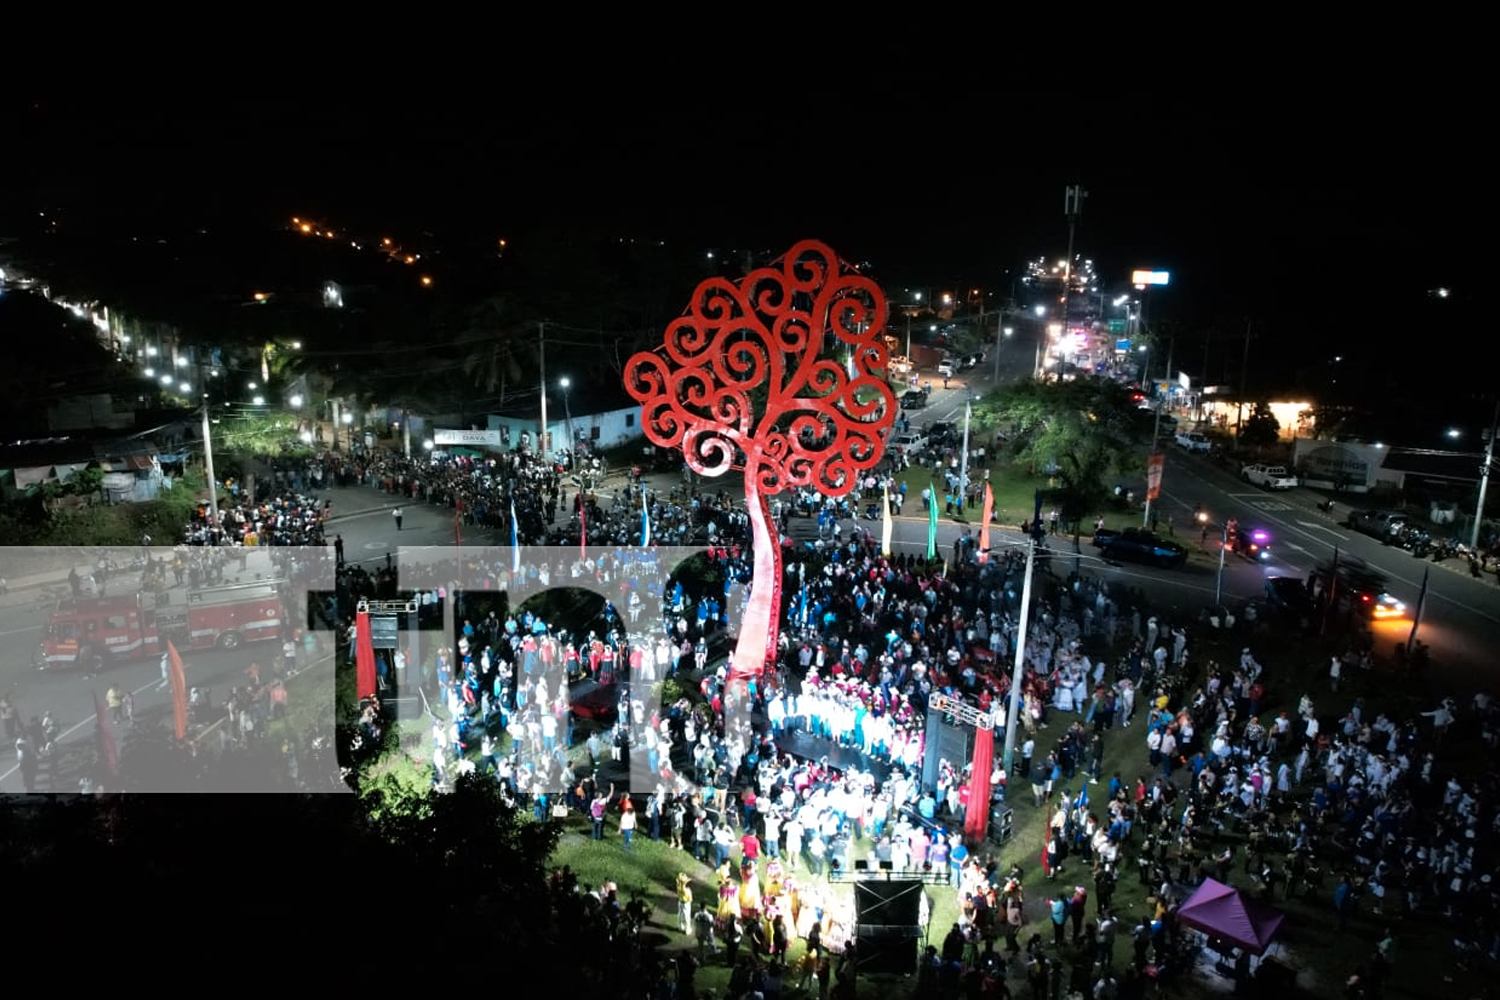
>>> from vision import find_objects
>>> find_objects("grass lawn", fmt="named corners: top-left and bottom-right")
top-left (548, 614), bottom-right (1487, 998)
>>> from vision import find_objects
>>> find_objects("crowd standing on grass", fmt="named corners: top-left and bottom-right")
top-left (314, 447), bottom-right (1500, 998)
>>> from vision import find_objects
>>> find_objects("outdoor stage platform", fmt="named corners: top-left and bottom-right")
top-left (591, 726), bottom-right (894, 793)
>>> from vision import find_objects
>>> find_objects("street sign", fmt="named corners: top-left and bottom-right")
top-left (370, 615), bottom-right (399, 650)
top-left (1146, 452), bottom-right (1165, 501)
top-left (1108, 319), bottom-right (1127, 334)
top-left (1115, 338), bottom-right (1131, 353)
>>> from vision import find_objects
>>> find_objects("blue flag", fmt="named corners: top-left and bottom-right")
top-left (641, 490), bottom-right (651, 547)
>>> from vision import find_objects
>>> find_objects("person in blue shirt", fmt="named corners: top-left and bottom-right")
top-left (1050, 893), bottom-right (1069, 946)
top-left (918, 791), bottom-right (938, 823)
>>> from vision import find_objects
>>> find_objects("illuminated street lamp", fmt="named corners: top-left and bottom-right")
top-left (253, 396), bottom-right (265, 406)
top-left (560, 376), bottom-right (575, 469)
top-left (289, 394), bottom-right (304, 409)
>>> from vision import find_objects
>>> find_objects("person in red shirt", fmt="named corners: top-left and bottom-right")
top-left (740, 830), bottom-right (761, 872)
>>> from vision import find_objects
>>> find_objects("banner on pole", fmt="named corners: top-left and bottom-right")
top-left (1146, 452), bottom-right (1165, 501)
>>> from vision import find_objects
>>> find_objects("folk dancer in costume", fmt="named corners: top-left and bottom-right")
top-left (764, 856), bottom-right (786, 901)
top-left (738, 861), bottom-right (763, 923)
top-left (717, 866), bottom-right (741, 923)
top-left (794, 880), bottom-right (821, 939)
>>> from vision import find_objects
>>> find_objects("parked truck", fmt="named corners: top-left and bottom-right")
top-left (35, 580), bottom-right (288, 671)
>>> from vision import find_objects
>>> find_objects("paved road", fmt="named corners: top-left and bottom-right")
top-left (0, 331), bottom-right (1062, 792)
top-left (0, 548), bottom-right (338, 792)
top-left (1139, 446), bottom-right (1500, 692)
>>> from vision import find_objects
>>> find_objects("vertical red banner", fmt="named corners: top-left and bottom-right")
top-left (964, 725), bottom-right (994, 844)
top-left (1145, 452), bottom-right (1165, 501)
top-left (355, 613), bottom-right (377, 700)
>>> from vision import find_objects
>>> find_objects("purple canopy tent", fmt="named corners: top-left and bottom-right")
top-left (1176, 878), bottom-right (1286, 955)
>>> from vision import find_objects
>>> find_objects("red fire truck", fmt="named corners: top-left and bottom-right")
top-left (34, 580), bottom-right (288, 671)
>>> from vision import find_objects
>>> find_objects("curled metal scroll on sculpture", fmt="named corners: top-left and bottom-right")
top-left (623, 239), bottom-right (898, 681)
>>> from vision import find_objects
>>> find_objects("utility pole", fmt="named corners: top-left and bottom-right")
top-left (402, 408), bottom-right (411, 458)
top-left (1472, 399), bottom-right (1499, 548)
top-left (1001, 537), bottom-right (1037, 774)
top-left (1200, 332), bottom-right (1212, 423)
top-left (959, 402), bottom-right (971, 514)
top-left (1143, 338), bottom-right (1174, 527)
top-left (538, 321), bottom-right (548, 461)
top-left (1061, 185), bottom-right (1086, 342)
top-left (200, 397), bottom-right (220, 534)
top-left (1235, 319), bottom-right (1252, 438)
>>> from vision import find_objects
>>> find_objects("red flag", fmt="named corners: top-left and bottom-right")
top-left (580, 499), bottom-right (587, 557)
top-left (355, 613), bottom-right (377, 700)
top-left (166, 639), bottom-right (189, 741)
top-left (93, 689), bottom-right (119, 775)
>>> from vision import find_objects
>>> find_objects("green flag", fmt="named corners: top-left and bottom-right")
top-left (927, 480), bottom-right (939, 559)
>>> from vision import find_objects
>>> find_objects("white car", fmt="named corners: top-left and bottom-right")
top-left (1175, 431), bottom-right (1211, 453)
top-left (936, 361), bottom-right (956, 378)
top-left (1242, 464), bottom-right (1299, 490)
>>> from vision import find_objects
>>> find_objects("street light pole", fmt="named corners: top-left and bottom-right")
top-left (959, 402), bottom-right (971, 513)
top-left (1215, 521), bottom-right (1228, 604)
top-left (538, 321), bottom-right (548, 461)
top-left (561, 377), bottom-right (575, 470)
top-left (1472, 399), bottom-right (1499, 548)
top-left (200, 397), bottom-right (220, 535)
top-left (1001, 537), bottom-right (1037, 774)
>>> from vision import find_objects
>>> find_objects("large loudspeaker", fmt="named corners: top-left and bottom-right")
top-left (854, 880), bottom-right (923, 927)
top-left (854, 881), bottom-right (923, 974)
top-left (855, 932), bottom-right (917, 975)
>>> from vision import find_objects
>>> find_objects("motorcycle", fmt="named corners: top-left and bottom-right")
top-left (1316, 499), bottom-right (1336, 514)
top-left (1432, 538), bottom-right (1468, 563)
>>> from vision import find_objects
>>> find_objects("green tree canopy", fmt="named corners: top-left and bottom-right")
top-left (1241, 400), bottom-right (1282, 448)
top-left (978, 377), bottom-right (1145, 531)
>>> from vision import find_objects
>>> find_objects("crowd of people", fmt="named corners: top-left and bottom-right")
top-left (147, 442), bottom-right (1500, 997)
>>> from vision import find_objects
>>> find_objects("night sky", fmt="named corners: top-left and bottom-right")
top-left (0, 74), bottom-right (1484, 361)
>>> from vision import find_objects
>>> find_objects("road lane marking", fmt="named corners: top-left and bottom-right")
top-left (0, 624), bottom-right (40, 637)
top-left (1295, 519), bottom-right (1348, 541)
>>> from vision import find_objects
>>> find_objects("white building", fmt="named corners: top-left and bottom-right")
top-left (486, 392), bottom-right (644, 457)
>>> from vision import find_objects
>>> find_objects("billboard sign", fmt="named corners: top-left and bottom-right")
top-left (433, 429), bottom-right (501, 447)
top-left (1115, 338), bottom-right (1131, 353)
top-left (1131, 270), bottom-right (1171, 287)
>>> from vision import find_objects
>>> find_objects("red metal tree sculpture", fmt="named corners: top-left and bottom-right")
top-left (625, 239), bottom-right (896, 680)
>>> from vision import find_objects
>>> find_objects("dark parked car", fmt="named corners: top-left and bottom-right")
top-left (901, 389), bottom-right (929, 410)
top-left (1099, 528), bottom-right (1188, 568)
